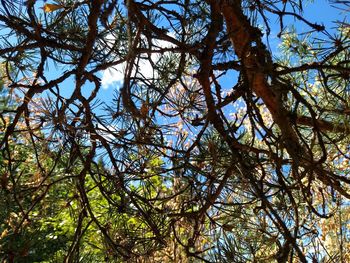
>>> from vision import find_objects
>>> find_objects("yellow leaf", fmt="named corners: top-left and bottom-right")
top-left (43, 3), bottom-right (64, 13)
top-left (0, 229), bottom-right (8, 239)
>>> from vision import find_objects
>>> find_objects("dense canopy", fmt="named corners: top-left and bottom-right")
top-left (0, 0), bottom-right (350, 262)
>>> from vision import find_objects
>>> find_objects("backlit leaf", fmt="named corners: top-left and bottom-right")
top-left (43, 3), bottom-right (63, 13)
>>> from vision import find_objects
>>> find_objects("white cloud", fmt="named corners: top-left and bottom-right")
top-left (101, 66), bottom-right (125, 89)
top-left (95, 123), bottom-right (119, 141)
top-left (100, 35), bottom-right (176, 89)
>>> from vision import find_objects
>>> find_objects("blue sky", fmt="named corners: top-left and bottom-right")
top-left (97, 0), bottom-right (348, 99)
top-left (21, 0), bottom-right (348, 123)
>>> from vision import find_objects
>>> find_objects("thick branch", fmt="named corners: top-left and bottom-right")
top-left (218, 0), bottom-right (306, 160)
top-left (296, 115), bottom-right (349, 134)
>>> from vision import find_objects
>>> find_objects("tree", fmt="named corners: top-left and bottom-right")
top-left (0, 0), bottom-right (350, 262)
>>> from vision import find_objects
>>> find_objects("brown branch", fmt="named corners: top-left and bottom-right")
top-left (218, 0), bottom-right (307, 160)
top-left (296, 115), bottom-right (349, 134)
top-left (277, 62), bottom-right (350, 75)
top-left (76, 0), bottom-right (104, 77)
top-left (0, 15), bottom-right (83, 52)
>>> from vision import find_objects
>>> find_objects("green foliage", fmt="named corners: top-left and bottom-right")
top-left (0, 1), bottom-right (350, 262)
